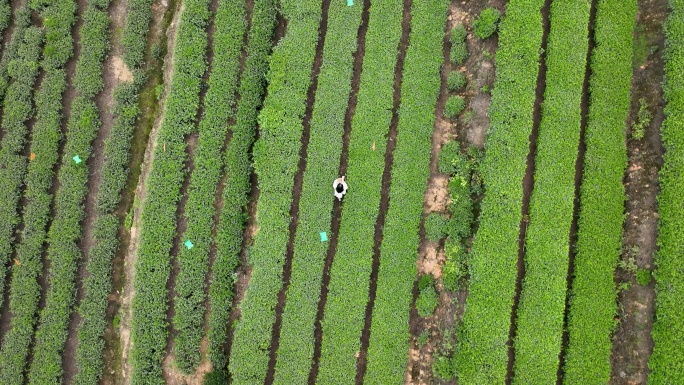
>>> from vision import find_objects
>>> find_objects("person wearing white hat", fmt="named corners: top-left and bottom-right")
top-left (333, 176), bottom-right (348, 201)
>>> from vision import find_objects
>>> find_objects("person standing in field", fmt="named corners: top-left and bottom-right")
top-left (333, 176), bottom-right (348, 201)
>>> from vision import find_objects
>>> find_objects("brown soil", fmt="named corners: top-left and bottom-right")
top-left (263, 0), bottom-right (331, 383)
top-left (458, 0), bottom-right (503, 149)
top-left (355, 0), bottom-right (412, 383)
top-left (62, 0), bottom-right (123, 383)
top-left (609, 0), bottom-right (666, 382)
top-left (308, 0), bottom-right (369, 382)
top-left (406, 0), bottom-right (504, 383)
top-left (117, 1), bottom-right (180, 383)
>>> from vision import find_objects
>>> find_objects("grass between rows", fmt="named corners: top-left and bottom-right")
top-left (511, 0), bottom-right (590, 383)
top-left (171, 0), bottom-right (246, 373)
top-left (315, 0), bottom-right (404, 383)
top-left (648, 0), bottom-right (684, 382)
top-left (227, 0), bottom-right (322, 382)
top-left (130, 0), bottom-right (211, 382)
top-left (452, 0), bottom-right (546, 383)
top-left (72, 0), bottom-right (156, 382)
top-left (562, 0), bottom-right (635, 383)
top-left (362, 0), bottom-right (448, 383)
top-left (271, 0), bottom-right (362, 383)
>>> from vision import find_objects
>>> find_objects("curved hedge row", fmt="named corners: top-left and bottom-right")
top-left (206, 0), bottom-right (276, 371)
top-left (0, 3), bottom-right (31, 310)
top-left (511, 0), bottom-right (591, 383)
top-left (0, 23), bottom-right (51, 384)
top-left (561, 1), bottom-right (635, 383)
top-left (172, 0), bottom-right (247, 373)
top-left (315, 0), bottom-right (404, 382)
top-left (28, 3), bottom-right (111, 383)
top-left (73, 1), bottom-right (155, 382)
top-left (271, 1), bottom-right (362, 383)
top-left (130, 0), bottom-right (211, 382)
top-left (227, 0), bottom-right (322, 381)
top-left (650, 0), bottom-right (684, 382)
top-left (363, 0), bottom-right (448, 383)
top-left (452, 0), bottom-right (545, 383)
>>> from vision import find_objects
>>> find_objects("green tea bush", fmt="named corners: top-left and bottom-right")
top-left (444, 95), bottom-right (465, 119)
top-left (448, 70), bottom-right (466, 91)
top-left (416, 286), bottom-right (439, 317)
top-left (473, 7), bottom-right (500, 39)
top-left (438, 140), bottom-right (467, 176)
top-left (418, 274), bottom-right (436, 291)
top-left (315, 0), bottom-right (405, 383)
top-left (425, 213), bottom-right (448, 241)
top-left (450, 24), bottom-right (467, 65)
top-left (351, 1), bottom-right (449, 383)
top-left (636, 269), bottom-right (651, 286)
top-left (563, 0), bottom-right (636, 383)
top-left (271, 2), bottom-right (364, 384)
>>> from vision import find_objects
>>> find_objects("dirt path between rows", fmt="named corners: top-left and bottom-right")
top-left (62, 0), bottom-right (127, 383)
top-left (609, 0), bottom-right (666, 382)
top-left (263, 1), bottom-right (331, 383)
top-left (405, 0), bottom-right (504, 383)
top-left (118, 1), bottom-right (180, 383)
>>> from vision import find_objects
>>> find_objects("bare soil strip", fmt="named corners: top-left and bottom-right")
top-left (308, 1), bottom-right (370, 383)
top-left (505, 0), bottom-right (551, 382)
top-left (354, 0), bottom-right (412, 383)
top-left (264, 1), bottom-right (332, 382)
top-left (609, 0), bottom-right (666, 382)
top-left (555, 1), bottom-right (596, 383)
top-left (118, 1), bottom-right (181, 382)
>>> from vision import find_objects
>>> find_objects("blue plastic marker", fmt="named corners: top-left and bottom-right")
top-left (319, 231), bottom-right (328, 242)
top-left (347, 0), bottom-right (353, 6)
top-left (72, 155), bottom-right (82, 164)
top-left (184, 240), bottom-right (194, 249)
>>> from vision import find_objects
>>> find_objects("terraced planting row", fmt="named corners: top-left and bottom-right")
top-left (129, 0), bottom-right (211, 381)
top-left (271, 1), bottom-right (362, 383)
top-left (362, 0), bottom-right (447, 383)
top-left (227, 0), bottom-right (323, 382)
top-left (562, 1), bottom-right (636, 383)
top-left (171, 0), bottom-right (246, 373)
top-left (206, 0), bottom-right (276, 371)
top-left (511, 0), bottom-right (591, 383)
top-left (0, 0), bottom-right (675, 382)
top-left (452, 0), bottom-right (546, 382)
top-left (315, 0), bottom-right (404, 382)
top-left (649, 0), bottom-right (684, 382)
